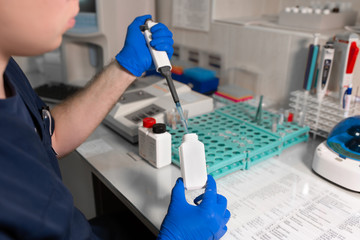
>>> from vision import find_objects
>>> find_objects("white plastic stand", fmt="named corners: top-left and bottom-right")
top-left (289, 90), bottom-right (360, 138)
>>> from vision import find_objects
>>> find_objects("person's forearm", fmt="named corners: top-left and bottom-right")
top-left (51, 61), bottom-right (136, 158)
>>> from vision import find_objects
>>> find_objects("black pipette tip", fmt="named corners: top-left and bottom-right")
top-left (159, 66), bottom-right (179, 103)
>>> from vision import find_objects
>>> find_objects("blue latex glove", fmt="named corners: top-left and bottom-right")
top-left (157, 175), bottom-right (231, 240)
top-left (115, 15), bottom-right (174, 77)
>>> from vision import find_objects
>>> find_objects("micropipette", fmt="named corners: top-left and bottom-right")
top-left (141, 19), bottom-right (189, 133)
top-left (316, 42), bottom-right (334, 101)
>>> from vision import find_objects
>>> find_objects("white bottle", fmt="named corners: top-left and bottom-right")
top-left (139, 119), bottom-right (172, 168)
top-left (138, 117), bottom-right (156, 161)
top-left (179, 133), bottom-right (207, 190)
top-left (147, 123), bottom-right (172, 168)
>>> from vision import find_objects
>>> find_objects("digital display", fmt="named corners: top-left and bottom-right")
top-left (80, 0), bottom-right (96, 13)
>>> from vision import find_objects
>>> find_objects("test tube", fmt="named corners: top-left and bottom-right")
top-left (299, 111), bottom-right (305, 126)
top-left (278, 113), bottom-right (284, 125)
top-left (272, 117), bottom-right (278, 133)
top-left (284, 110), bottom-right (290, 122)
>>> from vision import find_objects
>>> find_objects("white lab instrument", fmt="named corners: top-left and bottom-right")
top-left (316, 42), bottom-right (335, 101)
top-left (333, 33), bottom-right (359, 105)
top-left (289, 90), bottom-right (360, 138)
top-left (142, 20), bottom-right (172, 73)
top-left (312, 116), bottom-right (360, 192)
top-left (61, 0), bottom-right (155, 86)
top-left (179, 133), bottom-right (207, 190)
top-left (103, 76), bottom-right (213, 143)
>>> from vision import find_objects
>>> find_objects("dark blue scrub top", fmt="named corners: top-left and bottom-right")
top-left (0, 58), bottom-right (99, 240)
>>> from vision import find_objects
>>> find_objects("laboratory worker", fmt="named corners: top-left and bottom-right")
top-left (0, 0), bottom-right (230, 240)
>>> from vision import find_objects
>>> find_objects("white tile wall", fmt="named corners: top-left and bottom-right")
top-left (213, 0), bottom-right (282, 19)
top-left (227, 25), bottom-right (294, 105)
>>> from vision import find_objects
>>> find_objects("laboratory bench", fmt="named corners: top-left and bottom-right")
top-left (73, 122), bottom-right (360, 240)
top-left (26, 71), bottom-right (360, 238)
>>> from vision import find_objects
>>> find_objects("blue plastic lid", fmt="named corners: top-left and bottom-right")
top-left (183, 67), bottom-right (216, 81)
top-left (327, 115), bottom-right (360, 160)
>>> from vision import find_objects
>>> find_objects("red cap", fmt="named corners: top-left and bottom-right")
top-left (143, 117), bottom-right (156, 128)
top-left (346, 42), bottom-right (359, 74)
top-left (171, 66), bottom-right (184, 75)
top-left (287, 113), bottom-right (294, 122)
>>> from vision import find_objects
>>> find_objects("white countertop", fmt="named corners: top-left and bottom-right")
top-left (77, 124), bottom-right (360, 238)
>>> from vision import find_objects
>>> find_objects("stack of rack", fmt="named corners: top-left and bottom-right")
top-left (168, 102), bottom-right (309, 179)
top-left (289, 90), bottom-right (360, 138)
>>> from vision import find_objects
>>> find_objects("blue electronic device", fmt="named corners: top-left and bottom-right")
top-left (313, 116), bottom-right (360, 192)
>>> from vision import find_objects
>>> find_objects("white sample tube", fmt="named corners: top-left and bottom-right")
top-left (179, 133), bottom-right (207, 190)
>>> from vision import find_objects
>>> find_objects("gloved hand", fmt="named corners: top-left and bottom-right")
top-left (116, 15), bottom-right (174, 77)
top-left (157, 175), bottom-right (231, 240)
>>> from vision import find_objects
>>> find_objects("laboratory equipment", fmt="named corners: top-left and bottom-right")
top-left (165, 108), bottom-right (189, 130)
top-left (299, 34), bottom-right (319, 129)
top-left (142, 19), bottom-right (189, 133)
top-left (312, 116), bottom-right (360, 192)
top-left (61, 0), bottom-right (155, 86)
top-left (304, 34), bottom-right (320, 93)
top-left (316, 42), bottom-right (335, 101)
top-left (179, 133), bottom-right (207, 190)
top-left (138, 120), bottom-right (172, 169)
top-left (290, 90), bottom-right (360, 138)
top-left (169, 101), bottom-right (309, 179)
top-left (103, 76), bottom-right (213, 143)
top-left (271, 117), bottom-right (278, 133)
top-left (333, 33), bottom-right (359, 105)
top-left (142, 20), bottom-right (172, 76)
top-left (343, 84), bottom-right (353, 117)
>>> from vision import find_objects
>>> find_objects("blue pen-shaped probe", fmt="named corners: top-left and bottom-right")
top-left (299, 34), bottom-right (320, 125)
top-left (304, 34), bottom-right (320, 92)
top-left (316, 42), bottom-right (335, 101)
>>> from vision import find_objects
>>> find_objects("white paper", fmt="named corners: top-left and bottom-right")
top-left (172, 0), bottom-right (211, 32)
top-left (186, 159), bottom-right (360, 239)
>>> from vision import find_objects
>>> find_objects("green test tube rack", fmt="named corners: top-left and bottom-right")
top-left (169, 102), bottom-right (310, 179)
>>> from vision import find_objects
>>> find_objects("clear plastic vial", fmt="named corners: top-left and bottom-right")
top-left (179, 133), bottom-right (207, 190)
